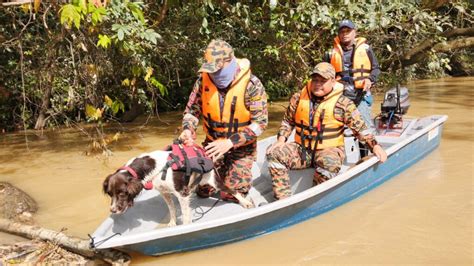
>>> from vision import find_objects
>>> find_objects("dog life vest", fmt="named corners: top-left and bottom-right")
top-left (167, 142), bottom-right (214, 175)
top-left (330, 37), bottom-right (371, 90)
top-left (161, 141), bottom-right (214, 190)
top-left (294, 82), bottom-right (345, 154)
top-left (201, 58), bottom-right (251, 142)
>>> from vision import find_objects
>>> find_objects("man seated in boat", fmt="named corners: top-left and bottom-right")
top-left (266, 62), bottom-right (387, 200)
top-left (179, 39), bottom-right (268, 203)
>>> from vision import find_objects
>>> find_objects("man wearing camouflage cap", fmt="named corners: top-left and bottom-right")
top-left (179, 39), bottom-right (268, 203)
top-left (266, 62), bottom-right (386, 200)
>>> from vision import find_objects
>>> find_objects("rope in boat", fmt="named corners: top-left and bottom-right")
top-left (192, 167), bottom-right (225, 222)
top-left (88, 232), bottom-right (121, 249)
top-left (192, 198), bottom-right (221, 223)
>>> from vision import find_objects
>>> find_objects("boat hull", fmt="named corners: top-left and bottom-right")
top-left (121, 118), bottom-right (445, 255)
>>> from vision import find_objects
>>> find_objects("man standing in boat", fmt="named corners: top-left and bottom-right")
top-left (179, 39), bottom-right (268, 203)
top-left (266, 62), bottom-right (387, 200)
top-left (324, 19), bottom-right (380, 133)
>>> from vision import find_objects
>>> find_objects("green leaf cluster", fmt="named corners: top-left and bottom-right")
top-left (0, 0), bottom-right (472, 134)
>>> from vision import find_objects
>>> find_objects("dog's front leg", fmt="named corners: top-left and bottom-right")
top-left (232, 192), bottom-right (255, 209)
top-left (177, 196), bottom-right (192, 225)
top-left (160, 190), bottom-right (177, 227)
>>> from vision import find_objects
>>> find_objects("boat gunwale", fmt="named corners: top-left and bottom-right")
top-left (94, 114), bottom-right (448, 249)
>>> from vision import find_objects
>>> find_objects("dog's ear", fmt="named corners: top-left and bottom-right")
top-left (103, 174), bottom-right (112, 195)
top-left (127, 179), bottom-right (143, 197)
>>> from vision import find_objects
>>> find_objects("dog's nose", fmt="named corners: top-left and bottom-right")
top-left (110, 207), bottom-right (117, 213)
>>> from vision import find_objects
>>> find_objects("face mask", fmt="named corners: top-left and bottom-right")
top-left (209, 58), bottom-right (237, 89)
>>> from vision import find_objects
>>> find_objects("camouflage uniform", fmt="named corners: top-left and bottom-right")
top-left (267, 63), bottom-right (378, 200)
top-left (183, 40), bottom-right (268, 199)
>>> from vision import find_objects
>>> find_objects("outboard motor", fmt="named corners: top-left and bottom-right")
top-left (376, 85), bottom-right (410, 129)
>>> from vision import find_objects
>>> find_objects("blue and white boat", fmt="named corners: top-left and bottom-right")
top-left (91, 114), bottom-right (447, 256)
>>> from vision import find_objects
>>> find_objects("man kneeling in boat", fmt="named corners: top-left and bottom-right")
top-left (266, 62), bottom-right (387, 200)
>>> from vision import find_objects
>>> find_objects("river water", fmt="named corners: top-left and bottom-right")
top-left (0, 77), bottom-right (472, 264)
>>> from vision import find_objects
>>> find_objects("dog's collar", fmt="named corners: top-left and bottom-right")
top-left (119, 166), bottom-right (139, 179)
top-left (118, 166), bottom-right (154, 190)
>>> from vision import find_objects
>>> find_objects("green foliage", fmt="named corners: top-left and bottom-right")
top-left (60, 1), bottom-right (106, 29)
top-left (0, 0), bottom-right (472, 137)
top-left (149, 77), bottom-right (167, 96)
top-left (97, 34), bottom-right (111, 48)
top-left (85, 104), bottom-right (103, 121)
top-left (60, 4), bottom-right (82, 29)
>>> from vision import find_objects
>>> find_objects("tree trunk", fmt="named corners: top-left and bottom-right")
top-left (151, 0), bottom-right (168, 27)
top-left (421, 0), bottom-right (449, 10)
top-left (432, 37), bottom-right (474, 53)
top-left (449, 52), bottom-right (473, 76)
top-left (120, 99), bottom-right (144, 122)
top-left (34, 72), bottom-right (52, 130)
top-left (388, 28), bottom-right (474, 70)
top-left (0, 218), bottom-right (131, 265)
top-left (400, 28), bottom-right (474, 66)
top-left (401, 36), bottom-right (474, 67)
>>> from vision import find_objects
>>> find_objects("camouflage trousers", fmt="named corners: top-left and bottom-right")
top-left (266, 142), bottom-right (345, 199)
top-left (197, 145), bottom-right (254, 201)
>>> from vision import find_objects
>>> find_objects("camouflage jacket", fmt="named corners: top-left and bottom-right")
top-left (183, 72), bottom-right (268, 150)
top-left (277, 88), bottom-right (378, 150)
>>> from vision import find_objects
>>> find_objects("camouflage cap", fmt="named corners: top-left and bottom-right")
top-left (310, 62), bottom-right (336, 79)
top-left (198, 39), bottom-right (235, 73)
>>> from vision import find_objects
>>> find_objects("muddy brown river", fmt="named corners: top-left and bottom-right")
top-left (0, 77), bottom-right (472, 264)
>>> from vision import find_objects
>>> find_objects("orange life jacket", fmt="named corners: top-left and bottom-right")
top-left (201, 58), bottom-right (251, 142)
top-left (330, 37), bottom-right (371, 89)
top-left (294, 82), bottom-right (345, 150)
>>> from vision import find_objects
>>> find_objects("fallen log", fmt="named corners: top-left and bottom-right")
top-left (0, 218), bottom-right (131, 265)
top-left (1, 239), bottom-right (89, 264)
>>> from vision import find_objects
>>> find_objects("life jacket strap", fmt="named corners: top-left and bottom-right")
top-left (227, 96), bottom-right (237, 138)
top-left (352, 68), bottom-right (371, 74)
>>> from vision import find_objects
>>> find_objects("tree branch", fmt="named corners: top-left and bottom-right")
top-left (2, 0), bottom-right (33, 7)
top-left (152, 0), bottom-right (168, 27)
top-left (401, 27), bottom-right (474, 66)
top-left (443, 27), bottom-right (474, 38)
top-left (432, 36), bottom-right (474, 53)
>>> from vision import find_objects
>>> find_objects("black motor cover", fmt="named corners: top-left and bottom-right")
top-left (381, 86), bottom-right (410, 115)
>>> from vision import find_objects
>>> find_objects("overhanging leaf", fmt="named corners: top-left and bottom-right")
top-left (104, 95), bottom-right (113, 107)
top-left (144, 67), bottom-right (153, 81)
top-left (149, 77), bottom-right (168, 96)
top-left (60, 4), bottom-right (82, 29)
top-left (122, 78), bottom-right (130, 86)
top-left (97, 34), bottom-right (111, 48)
top-left (112, 132), bottom-right (121, 141)
top-left (128, 2), bottom-right (145, 24)
top-left (85, 104), bottom-right (102, 121)
top-left (117, 29), bottom-right (124, 41)
top-left (34, 0), bottom-right (41, 13)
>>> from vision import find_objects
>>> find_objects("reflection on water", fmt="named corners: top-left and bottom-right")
top-left (0, 77), bottom-right (472, 264)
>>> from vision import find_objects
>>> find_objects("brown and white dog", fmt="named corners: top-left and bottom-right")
top-left (102, 151), bottom-right (254, 226)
